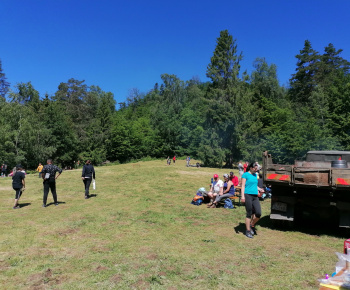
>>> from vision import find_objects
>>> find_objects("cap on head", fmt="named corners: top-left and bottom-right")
top-left (230, 171), bottom-right (234, 175)
top-left (213, 174), bottom-right (219, 178)
top-left (223, 173), bottom-right (229, 179)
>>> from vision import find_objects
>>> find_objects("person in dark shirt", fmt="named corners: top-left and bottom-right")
top-left (81, 159), bottom-right (95, 199)
top-left (12, 164), bottom-right (25, 209)
top-left (2, 163), bottom-right (8, 177)
top-left (41, 159), bottom-right (62, 207)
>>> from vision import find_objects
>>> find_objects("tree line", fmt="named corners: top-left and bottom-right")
top-left (1, 30), bottom-right (350, 169)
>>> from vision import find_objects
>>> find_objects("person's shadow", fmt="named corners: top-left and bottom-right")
top-left (233, 216), bottom-right (277, 236)
top-left (19, 203), bottom-right (31, 208)
top-left (46, 201), bottom-right (66, 207)
top-left (88, 194), bottom-right (98, 198)
top-left (234, 223), bottom-right (247, 235)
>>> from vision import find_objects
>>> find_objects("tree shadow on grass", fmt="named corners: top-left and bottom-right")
top-left (19, 203), bottom-right (31, 208)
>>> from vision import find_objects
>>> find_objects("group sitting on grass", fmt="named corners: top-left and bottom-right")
top-left (207, 172), bottom-right (237, 208)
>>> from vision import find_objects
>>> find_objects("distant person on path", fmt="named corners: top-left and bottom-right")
top-left (238, 161), bottom-right (244, 184)
top-left (82, 159), bottom-right (95, 199)
top-left (36, 163), bottom-right (43, 178)
top-left (12, 164), bottom-right (25, 209)
top-left (1, 163), bottom-right (7, 177)
top-left (186, 156), bottom-right (190, 167)
top-left (243, 161), bottom-right (248, 173)
top-left (41, 159), bottom-right (62, 207)
top-left (240, 162), bottom-right (261, 239)
top-left (173, 156), bottom-right (176, 164)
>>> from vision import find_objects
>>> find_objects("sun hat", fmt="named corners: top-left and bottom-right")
top-left (223, 173), bottom-right (229, 178)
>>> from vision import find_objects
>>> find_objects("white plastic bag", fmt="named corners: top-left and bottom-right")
top-left (93, 179), bottom-right (96, 190)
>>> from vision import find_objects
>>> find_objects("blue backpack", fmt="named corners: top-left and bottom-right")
top-left (191, 199), bottom-right (203, 206)
top-left (224, 198), bottom-right (234, 209)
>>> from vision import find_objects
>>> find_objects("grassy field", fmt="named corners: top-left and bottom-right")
top-left (0, 159), bottom-right (346, 289)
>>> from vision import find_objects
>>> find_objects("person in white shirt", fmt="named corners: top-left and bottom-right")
top-left (207, 174), bottom-right (224, 207)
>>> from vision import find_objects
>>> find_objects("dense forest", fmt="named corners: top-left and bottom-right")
top-left (1, 30), bottom-right (350, 169)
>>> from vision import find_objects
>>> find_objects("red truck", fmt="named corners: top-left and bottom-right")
top-left (262, 151), bottom-right (350, 228)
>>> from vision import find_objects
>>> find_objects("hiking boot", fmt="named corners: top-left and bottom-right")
top-left (85, 195), bottom-right (89, 199)
top-left (55, 203), bottom-right (59, 206)
top-left (245, 231), bottom-right (253, 239)
top-left (250, 226), bottom-right (256, 235)
top-left (42, 204), bottom-right (46, 208)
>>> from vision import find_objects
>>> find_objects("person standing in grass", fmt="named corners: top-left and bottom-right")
top-left (1, 163), bottom-right (7, 177)
top-left (186, 156), bottom-right (190, 167)
top-left (36, 162), bottom-right (43, 178)
top-left (240, 162), bottom-right (261, 239)
top-left (173, 155), bottom-right (176, 164)
top-left (12, 164), bottom-right (25, 209)
top-left (82, 159), bottom-right (95, 199)
top-left (41, 159), bottom-right (62, 207)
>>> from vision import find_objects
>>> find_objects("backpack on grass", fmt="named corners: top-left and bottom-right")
top-left (191, 191), bottom-right (204, 206)
top-left (224, 198), bottom-right (234, 209)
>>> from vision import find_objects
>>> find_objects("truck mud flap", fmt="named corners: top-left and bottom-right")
top-left (270, 213), bottom-right (294, 221)
top-left (270, 196), bottom-right (296, 221)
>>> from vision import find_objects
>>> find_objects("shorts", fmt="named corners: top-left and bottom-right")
top-left (13, 187), bottom-right (23, 199)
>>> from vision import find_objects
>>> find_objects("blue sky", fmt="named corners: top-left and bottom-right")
top-left (1, 0), bottom-right (350, 105)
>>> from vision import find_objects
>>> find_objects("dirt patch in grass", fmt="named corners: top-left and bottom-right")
top-left (95, 265), bottom-right (109, 272)
top-left (130, 279), bottom-right (151, 289)
top-left (27, 268), bottom-right (65, 289)
top-left (57, 228), bottom-right (79, 236)
top-left (91, 245), bottom-right (110, 253)
top-left (110, 274), bottom-right (122, 283)
top-left (147, 253), bottom-right (158, 260)
top-left (0, 260), bottom-right (9, 271)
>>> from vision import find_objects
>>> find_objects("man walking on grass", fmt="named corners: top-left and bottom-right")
top-left (41, 159), bottom-right (62, 207)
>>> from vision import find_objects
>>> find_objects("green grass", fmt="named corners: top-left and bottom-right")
top-left (0, 160), bottom-right (345, 289)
